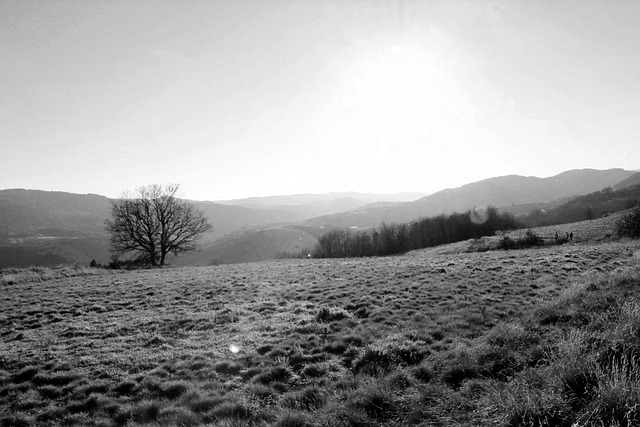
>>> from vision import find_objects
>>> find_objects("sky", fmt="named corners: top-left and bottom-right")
top-left (1, 0), bottom-right (639, 201)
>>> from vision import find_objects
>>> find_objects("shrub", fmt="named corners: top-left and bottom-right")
top-left (499, 230), bottom-right (545, 250)
top-left (616, 206), bottom-right (640, 238)
top-left (315, 306), bottom-right (351, 323)
top-left (89, 259), bottom-right (105, 268)
top-left (522, 230), bottom-right (544, 246)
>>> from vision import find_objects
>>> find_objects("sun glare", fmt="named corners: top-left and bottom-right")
top-left (336, 40), bottom-right (459, 144)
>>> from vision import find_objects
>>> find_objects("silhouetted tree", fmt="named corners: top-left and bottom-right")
top-left (105, 184), bottom-right (212, 267)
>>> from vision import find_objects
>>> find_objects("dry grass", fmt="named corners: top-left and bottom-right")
top-left (0, 264), bottom-right (111, 285)
top-left (1, 218), bottom-right (639, 425)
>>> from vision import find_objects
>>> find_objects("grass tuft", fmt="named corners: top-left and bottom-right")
top-left (157, 405), bottom-right (201, 426)
top-left (273, 411), bottom-right (315, 427)
top-left (214, 360), bottom-right (244, 376)
top-left (281, 385), bottom-right (326, 410)
top-left (253, 366), bottom-right (294, 385)
top-left (161, 381), bottom-right (192, 399)
top-left (11, 367), bottom-right (39, 383)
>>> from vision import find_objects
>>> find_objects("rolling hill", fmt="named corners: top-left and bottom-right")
top-left (2, 215), bottom-right (639, 426)
top-left (0, 190), bottom-right (418, 268)
top-left (0, 168), bottom-right (636, 268)
top-left (215, 192), bottom-right (427, 220)
top-left (303, 168), bottom-right (635, 229)
top-left (177, 169), bottom-right (638, 266)
top-left (613, 171), bottom-right (640, 190)
top-left (0, 190), bottom-right (307, 268)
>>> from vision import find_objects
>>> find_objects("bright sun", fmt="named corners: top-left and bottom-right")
top-left (339, 42), bottom-right (457, 138)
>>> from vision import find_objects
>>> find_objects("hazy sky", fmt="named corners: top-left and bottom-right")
top-left (1, 1), bottom-right (639, 200)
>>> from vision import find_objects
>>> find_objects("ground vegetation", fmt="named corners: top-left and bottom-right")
top-left (2, 215), bottom-right (639, 426)
top-left (312, 206), bottom-right (518, 258)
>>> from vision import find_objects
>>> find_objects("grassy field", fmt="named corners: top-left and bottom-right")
top-left (2, 217), bottom-right (640, 426)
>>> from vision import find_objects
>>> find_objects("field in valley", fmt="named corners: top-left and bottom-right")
top-left (2, 216), bottom-right (640, 426)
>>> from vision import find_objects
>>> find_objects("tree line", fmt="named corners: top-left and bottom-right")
top-left (312, 206), bottom-right (519, 258)
top-left (518, 184), bottom-right (640, 228)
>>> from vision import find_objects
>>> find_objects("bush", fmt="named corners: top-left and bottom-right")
top-left (89, 259), bottom-right (104, 268)
top-left (315, 306), bottom-right (351, 323)
top-left (499, 230), bottom-right (545, 250)
top-left (522, 230), bottom-right (544, 246)
top-left (616, 206), bottom-right (640, 238)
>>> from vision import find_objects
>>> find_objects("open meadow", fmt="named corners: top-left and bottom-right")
top-left (2, 217), bottom-right (640, 426)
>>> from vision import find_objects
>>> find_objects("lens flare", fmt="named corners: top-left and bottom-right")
top-left (470, 207), bottom-right (489, 224)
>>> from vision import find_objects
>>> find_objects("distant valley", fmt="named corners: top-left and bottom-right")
top-left (1, 168), bottom-right (639, 268)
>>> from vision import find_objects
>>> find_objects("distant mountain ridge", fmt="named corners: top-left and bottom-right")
top-left (0, 189), bottom-right (422, 268)
top-left (613, 172), bottom-right (640, 190)
top-left (216, 192), bottom-right (427, 207)
top-left (183, 168), bottom-right (638, 265)
top-left (303, 169), bottom-right (635, 229)
top-left (215, 192), bottom-right (427, 220)
top-left (0, 168), bottom-right (636, 268)
top-left (0, 190), bottom-right (309, 268)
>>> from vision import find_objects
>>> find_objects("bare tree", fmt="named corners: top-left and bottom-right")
top-left (105, 184), bottom-right (212, 266)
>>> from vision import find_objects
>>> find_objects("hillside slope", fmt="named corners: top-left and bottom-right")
top-left (0, 190), bottom-right (307, 267)
top-left (613, 171), bottom-right (640, 190)
top-left (2, 220), bottom-right (638, 426)
top-left (215, 192), bottom-right (426, 220)
top-left (0, 169), bottom-right (635, 267)
top-left (305, 169), bottom-right (635, 228)
top-left (176, 225), bottom-right (324, 266)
